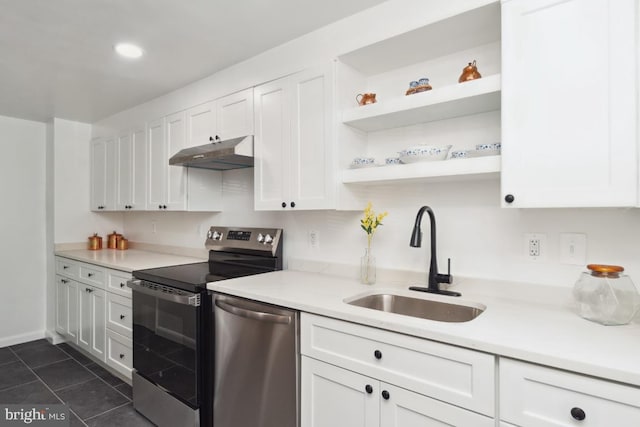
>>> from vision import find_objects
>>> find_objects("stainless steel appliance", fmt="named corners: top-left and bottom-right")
top-left (128, 226), bottom-right (283, 427)
top-left (212, 294), bottom-right (299, 427)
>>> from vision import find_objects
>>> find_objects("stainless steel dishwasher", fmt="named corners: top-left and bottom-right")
top-left (212, 293), bottom-right (299, 427)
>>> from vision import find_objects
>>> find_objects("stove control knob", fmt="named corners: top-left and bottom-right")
top-left (212, 231), bottom-right (223, 240)
top-left (257, 233), bottom-right (265, 243)
top-left (207, 230), bottom-right (213, 239)
top-left (264, 234), bottom-right (274, 245)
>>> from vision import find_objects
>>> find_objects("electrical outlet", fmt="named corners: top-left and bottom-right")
top-left (524, 233), bottom-right (546, 260)
top-left (308, 230), bottom-right (320, 248)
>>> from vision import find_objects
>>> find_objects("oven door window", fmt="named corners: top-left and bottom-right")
top-left (132, 290), bottom-right (199, 408)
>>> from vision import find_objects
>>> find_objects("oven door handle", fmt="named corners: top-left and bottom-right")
top-left (215, 299), bottom-right (291, 324)
top-left (127, 280), bottom-right (201, 306)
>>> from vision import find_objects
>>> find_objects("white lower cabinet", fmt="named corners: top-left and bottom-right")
top-left (105, 329), bottom-right (133, 378)
top-left (500, 358), bottom-right (640, 427)
top-left (302, 357), bottom-right (493, 427)
top-left (301, 313), bottom-right (495, 427)
top-left (55, 276), bottom-right (78, 343)
top-left (78, 283), bottom-right (106, 361)
top-left (55, 256), bottom-right (133, 380)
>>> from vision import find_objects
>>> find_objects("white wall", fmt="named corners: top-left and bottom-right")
top-left (53, 118), bottom-right (122, 244)
top-left (0, 115), bottom-right (47, 346)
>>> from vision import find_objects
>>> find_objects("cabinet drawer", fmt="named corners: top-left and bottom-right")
top-left (56, 257), bottom-right (79, 279)
top-left (107, 269), bottom-right (132, 297)
top-left (106, 293), bottom-right (132, 338)
top-left (500, 358), bottom-right (640, 427)
top-left (105, 329), bottom-right (132, 379)
top-left (301, 313), bottom-right (495, 416)
top-left (79, 263), bottom-right (105, 288)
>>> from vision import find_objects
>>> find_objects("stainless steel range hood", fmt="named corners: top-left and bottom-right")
top-left (169, 135), bottom-right (253, 170)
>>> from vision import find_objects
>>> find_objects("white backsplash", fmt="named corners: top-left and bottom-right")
top-left (122, 168), bottom-right (640, 289)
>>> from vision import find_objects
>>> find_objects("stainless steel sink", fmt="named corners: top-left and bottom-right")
top-left (346, 293), bottom-right (485, 322)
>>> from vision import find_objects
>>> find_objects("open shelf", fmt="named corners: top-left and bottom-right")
top-left (341, 74), bottom-right (501, 132)
top-left (342, 155), bottom-right (501, 185)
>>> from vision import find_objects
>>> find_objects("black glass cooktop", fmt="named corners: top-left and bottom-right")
top-left (132, 262), bottom-right (216, 292)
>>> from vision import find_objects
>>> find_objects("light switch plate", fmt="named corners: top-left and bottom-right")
top-left (560, 233), bottom-right (587, 265)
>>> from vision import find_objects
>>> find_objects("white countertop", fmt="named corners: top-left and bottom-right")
top-left (55, 249), bottom-right (206, 272)
top-left (208, 270), bottom-right (640, 388)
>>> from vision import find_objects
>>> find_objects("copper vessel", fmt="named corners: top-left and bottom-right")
top-left (107, 231), bottom-right (123, 249)
top-left (458, 60), bottom-right (482, 83)
top-left (356, 93), bottom-right (377, 106)
top-left (117, 238), bottom-right (129, 251)
top-left (88, 233), bottom-right (102, 250)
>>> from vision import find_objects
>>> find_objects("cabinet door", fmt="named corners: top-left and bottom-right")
top-left (186, 101), bottom-right (216, 149)
top-left (89, 287), bottom-right (106, 361)
top-left (165, 111), bottom-right (188, 211)
top-left (302, 356), bottom-right (378, 427)
top-left (55, 277), bottom-right (68, 336)
top-left (90, 138), bottom-right (107, 211)
top-left (78, 284), bottom-right (92, 353)
top-left (116, 131), bottom-right (132, 210)
top-left (216, 88), bottom-right (254, 140)
top-left (130, 127), bottom-right (147, 210)
top-left (380, 383), bottom-right (494, 427)
top-left (147, 118), bottom-right (167, 210)
top-left (501, 0), bottom-right (637, 207)
top-left (66, 280), bottom-right (78, 343)
top-left (254, 77), bottom-right (291, 210)
top-left (290, 63), bottom-right (335, 210)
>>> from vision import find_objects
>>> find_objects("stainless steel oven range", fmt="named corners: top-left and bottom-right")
top-left (127, 226), bottom-right (283, 427)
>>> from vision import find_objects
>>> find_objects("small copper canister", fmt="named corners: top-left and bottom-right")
top-left (107, 231), bottom-right (123, 249)
top-left (117, 238), bottom-right (129, 250)
top-left (88, 233), bottom-right (102, 250)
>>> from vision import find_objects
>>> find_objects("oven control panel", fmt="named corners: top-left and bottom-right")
top-left (205, 226), bottom-right (282, 256)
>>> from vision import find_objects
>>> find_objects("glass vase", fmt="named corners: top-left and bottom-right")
top-left (360, 247), bottom-right (376, 284)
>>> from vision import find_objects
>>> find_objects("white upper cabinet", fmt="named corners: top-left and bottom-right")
top-left (501, 0), bottom-right (638, 207)
top-left (165, 111), bottom-right (188, 210)
top-left (90, 137), bottom-right (116, 211)
top-left (147, 118), bottom-right (168, 210)
top-left (254, 63), bottom-right (335, 210)
top-left (216, 88), bottom-right (254, 140)
top-left (185, 88), bottom-right (254, 149)
top-left (116, 127), bottom-right (147, 211)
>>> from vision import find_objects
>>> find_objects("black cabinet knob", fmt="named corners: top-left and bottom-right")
top-left (158, 205), bottom-right (162, 209)
top-left (119, 354), bottom-right (125, 359)
top-left (215, 135), bottom-right (220, 141)
top-left (571, 407), bottom-right (586, 421)
top-left (365, 384), bottom-right (373, 394)
top-left (290, 201), bottom-right (296, 208)
top-left (281, 202), bottom-right (287, 208)
top-left (120, 314), bottom-right (125, 320)
top-left (209, 136), bottom-right (214, 142)
top-left (87, 273), bottom-right (94, 277)
top-left (381, 390), bottom-right (390, 400)
top-left (504, 194), bottom-right (515, 204)
top-left (374, 350), bottom-right (382, 360)
top-left (163, 205), bottom-right (167, 209)
top-left (120, 283), bottom-right (125, 288)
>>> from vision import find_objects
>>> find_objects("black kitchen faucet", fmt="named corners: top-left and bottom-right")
top-left (409, 205), bottom-right (460, 297)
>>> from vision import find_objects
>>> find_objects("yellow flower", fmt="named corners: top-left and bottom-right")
top-left (360, 203), bottom-right (387, 246)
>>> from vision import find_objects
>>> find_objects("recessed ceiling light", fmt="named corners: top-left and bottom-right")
top-left (114, 43), bottom-right (143, 59)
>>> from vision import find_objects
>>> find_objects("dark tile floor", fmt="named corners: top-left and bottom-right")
top-left (0, 339), bottom-right (153, 426)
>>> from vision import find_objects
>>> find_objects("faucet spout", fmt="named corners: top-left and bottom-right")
top-left (409, 206), bottom-right (460, 297)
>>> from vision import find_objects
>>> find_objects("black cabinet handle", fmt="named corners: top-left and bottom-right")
top-left (120, 283), bottom-right (125, 288)
top-left (381, 390), bottom-right (390, 400)
top-left (87, 273), bottom-right (94, 277)
top-left (374, 350), bottom-right (382, 360)
top-left (163, 205), bottom-right (167, 209)
top-left (120, 314), bottom-right (126, 320)
top-left (504, 194), bottom-right (515, 204)
top-left (571, 407), bottom-right (586, 421)
top-left (209, 136), bottom-right (214, 142)
top-left (119, 354), bottom-right (125, 359)
top-left (365, 384), bottom-right (373, 394)
top-left (85, 288), bottom-right (92, 293)
top-left (63, 266), bottom-right (69, 269)
top-left (158, 205), bottom-right (162, 209)
top-left (281, 202), bottom-right (286, 208)
top-left (61, 279), bottom-right (68, 284)
top-left (290, 201), bottom-right (296, 208)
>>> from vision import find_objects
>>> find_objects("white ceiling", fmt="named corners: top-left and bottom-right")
top-left (0, 0), bottom-right (387, 124)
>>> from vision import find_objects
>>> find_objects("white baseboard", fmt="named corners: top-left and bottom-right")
top-left (0, 330), bottom-right (46, 348)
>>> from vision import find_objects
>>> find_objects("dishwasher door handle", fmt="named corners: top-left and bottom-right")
top-left (215, 299), bottom-right (292, 324)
